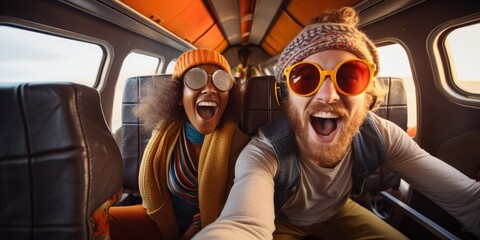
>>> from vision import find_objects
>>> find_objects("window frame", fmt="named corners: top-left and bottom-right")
top-left (375, 39), bottom-right (418, 134)
top-left (110, 50), bottom-right (165, 131)
top-left (428, 13), bottom-right (480, 109)
top-left (0, 16), bottom-right (113, 89)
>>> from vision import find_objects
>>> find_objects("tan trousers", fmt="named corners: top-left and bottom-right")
top-left (274, 198), bottom-right (408, 240)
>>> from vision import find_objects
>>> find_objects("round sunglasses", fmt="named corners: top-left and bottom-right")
top-left (184, 68), bottom-right (233, 92)
top-left (283, 59), bottom-right (376, 97)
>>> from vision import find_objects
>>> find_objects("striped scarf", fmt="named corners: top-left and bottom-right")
top-left (167, 126), bottom-right (199, 205)
top-left (139, 120), bottom-right (247, 239)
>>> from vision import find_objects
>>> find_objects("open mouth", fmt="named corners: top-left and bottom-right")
top-left (310, 112), bottom-right (339, 136)
top-left (197, 101), bottom-right (218, 120)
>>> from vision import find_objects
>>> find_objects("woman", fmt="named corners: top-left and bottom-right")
top-left (109, 49), bottom-right (249, 240)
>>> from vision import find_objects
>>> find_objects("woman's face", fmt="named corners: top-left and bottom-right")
top-left (182, 64), bottom-right (230, 135)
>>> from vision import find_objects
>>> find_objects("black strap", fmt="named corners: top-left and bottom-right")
top-left (262, 112), bottom-right (386, 214)
top-left (261, 114), bottom-right (300, 215)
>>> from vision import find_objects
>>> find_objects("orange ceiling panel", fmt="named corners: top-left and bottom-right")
top-left (286, 0), bottom-right (360, 26)
top-left (193, 24), bottom-right (225, 51)
top-left (262, 11), bottom-right (303, 56)
top-left (261, 41), bottom-right (277, 57)
top-left (215, 40), bottom-right (228, 54)
top-left (121, 0), bottom-right (215, 45)
top-left (164, 0), bottom-right (214, 44)
top-left (241, 21), bottom-right (250, 44)
top-left (121, 0), bottom-right (193, 25)
top-left (121, 0), bottom-right (363, 56)
top-left (240, 0), bottom-right (255, 45)
top-left (262, 34), bottom-right (283, 55)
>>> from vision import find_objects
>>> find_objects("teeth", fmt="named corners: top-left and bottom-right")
top-left (312, 112), bottom-right (339, 119)
top-left (198, 101), bottom-right (217, 107)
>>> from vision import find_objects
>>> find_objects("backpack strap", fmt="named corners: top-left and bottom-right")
top-left (260, 114), bottom-right (301, 215)
top-left (350, 113), bottom-right (387, 195)
top-left (261, 112), bottom-right (386, 214)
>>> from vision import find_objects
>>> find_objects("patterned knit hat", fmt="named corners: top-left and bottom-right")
top-left (173, 48), bottom-right (231, 79)
top-left (275, 7), bottom-right (379, 82)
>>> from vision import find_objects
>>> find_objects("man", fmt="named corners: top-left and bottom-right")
top-left (193, 7), bottom-right (480, 239)
top-left (232, 47), bottom-right (260, 82)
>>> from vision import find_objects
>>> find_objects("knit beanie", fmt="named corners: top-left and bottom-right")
top-left (173, 48), bottom-right (231, 79)
top-left (275, 7), bottom-right (379, 82)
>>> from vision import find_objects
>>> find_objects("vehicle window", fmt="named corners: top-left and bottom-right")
top-left (445, 23), bottom-right (480, 94)
top-left (111, 52), bottom-right (162, 130)
top-left (263, 67), bottom-right (273, 76)
top-left (165, 59), bottom-right (176, 74)
top-left (0, 25), bottom-right (102, 86)
top-left (377, 43), bottom-right (417, 134)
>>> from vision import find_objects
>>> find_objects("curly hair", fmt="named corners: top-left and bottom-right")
top-left (309, 7), bottom-right (358, 26)
top-left (133, 75), bottom-right (242, 132)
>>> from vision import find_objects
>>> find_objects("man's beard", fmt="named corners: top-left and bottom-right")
top-left (286, 100), bottom-right (369, 168)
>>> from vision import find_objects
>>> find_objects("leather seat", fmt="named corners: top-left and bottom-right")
top-left (372, 77), bottom-right (408, 131)
top-left (0, 82), bottom-right (123, 239)
top-left (118, 74), bottom-right (171, 205)
top-left (240, 75), bottom-right (283, 136)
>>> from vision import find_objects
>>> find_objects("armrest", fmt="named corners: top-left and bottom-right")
top-left (379, 191), bottom-right (460, 240)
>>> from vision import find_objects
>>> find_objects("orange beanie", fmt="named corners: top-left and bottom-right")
top-left (172, 49), bottom-right (231, 79)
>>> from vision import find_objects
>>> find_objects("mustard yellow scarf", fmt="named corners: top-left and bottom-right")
top-left (139, 120), bottom-right (243, 239)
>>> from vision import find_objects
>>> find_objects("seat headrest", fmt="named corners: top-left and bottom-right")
top-left (373, 77), bottom-right (408, 131)
top-left (240, 76), bottom-right (283, 135)
top-left (0, 82), bottom-right (123, 238)
top-left (121, 74), bottom-right (172, 192)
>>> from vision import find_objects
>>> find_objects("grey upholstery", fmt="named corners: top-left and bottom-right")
top-left (119, 74), bottom-right (171, 204)
top-left (0, 82), bottom-right (123, 239)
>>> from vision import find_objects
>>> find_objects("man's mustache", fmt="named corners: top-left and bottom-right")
top-left (304, 101), bottom-right (348, 119)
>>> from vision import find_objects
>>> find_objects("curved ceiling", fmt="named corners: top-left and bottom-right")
top-left (85, 0), bottom-right (424, 57)
top-left (120, 0), bottom-right (362, 56)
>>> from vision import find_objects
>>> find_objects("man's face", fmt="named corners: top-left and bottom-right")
top-left (182, 64), bottom-right (229, 135)
top-left (285, 50), bottom-right (370, 168)
top-left (239, 50), bottom-right (250, 67)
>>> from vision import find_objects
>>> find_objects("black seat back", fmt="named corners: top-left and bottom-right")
top-left (120, 74), bottom-right (171, 204)
top-left (0, 82), bottom-right (123, 239)
top-left (240, 76), bottom-right (283, 136)
top-left (372, 77), bottom-right (408, 131)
